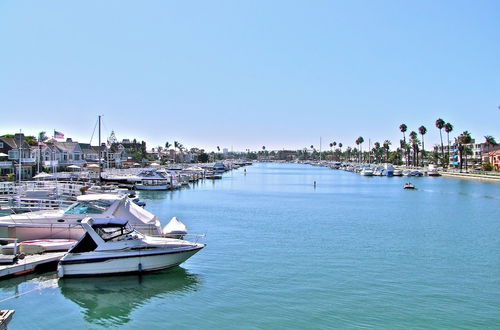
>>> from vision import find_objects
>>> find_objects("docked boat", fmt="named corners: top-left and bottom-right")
top-left (384, 163), bottom-right (395, 176)
top-left (213, 162), bottom-right (226, 174)
top-left (393, 169), bottom-right (403, 176)
top-left (0, 194), bottom-right (162, 241)
top-left (427, 164), bottom-right (441, 177)
top-left (360, 167), bottom-right (374, 176)
top-left (1, 239), bottom-right (76, 255)
top-left (133, 169), bottom-right (170, 191)
top-left (57, 217), bottom-right (204, 277)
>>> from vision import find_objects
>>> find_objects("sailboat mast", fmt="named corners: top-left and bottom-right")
top-left (98, 115), bottom-right (102, 184)
top-left (18, 129), bottom-right (22, 182)
top-left (319, 137), bottom-right (322, 161)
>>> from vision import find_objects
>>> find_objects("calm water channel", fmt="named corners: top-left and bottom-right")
top-left (1, 163), bottom-right (499, 329)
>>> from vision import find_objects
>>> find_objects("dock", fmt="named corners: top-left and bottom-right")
top-left (0, 252), bottom-right (66, 279)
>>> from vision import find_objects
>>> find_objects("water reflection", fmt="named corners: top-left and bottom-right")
top-left (58, 267), bottom-right (201, 327)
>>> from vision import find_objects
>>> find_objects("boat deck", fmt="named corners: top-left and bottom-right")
top-left (0, 252), bottom-right (65, 279)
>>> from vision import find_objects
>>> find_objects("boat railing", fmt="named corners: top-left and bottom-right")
top-left (0, 198), bottom-right (74, 224)
top-left (0, 238), bottom-right (19, 255)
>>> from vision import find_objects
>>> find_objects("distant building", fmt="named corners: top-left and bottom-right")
top-left (484, 150), bottom-right (500, 171)
top-left (0, 133), bottom-right (35, 179)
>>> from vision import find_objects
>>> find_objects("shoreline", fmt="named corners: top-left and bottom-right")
top-left (438, 172), bottom-right (500, 183)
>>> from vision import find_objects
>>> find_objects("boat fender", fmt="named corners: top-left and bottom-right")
top-left (138, 263), bottom-right (142, 273)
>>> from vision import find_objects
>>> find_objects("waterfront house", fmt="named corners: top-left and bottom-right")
top-left (484, 150), bottom-right (500, 171)
top-left (0, 133), bottom-right (36, 179)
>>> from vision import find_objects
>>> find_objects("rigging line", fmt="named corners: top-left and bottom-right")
top-left (89, 117), bottom-right (99, 145)
top-left (101, 117), bottom-right (112, 143)
top-left (0, 286), bottom-right (42, 303)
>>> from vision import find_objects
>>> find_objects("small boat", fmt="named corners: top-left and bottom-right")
top-left (58, 218), bottom-right (204, 277)
top-left (404, 183), bottom-right (416, 190)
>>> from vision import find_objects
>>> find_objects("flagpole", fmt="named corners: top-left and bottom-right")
top-left (98, 115), bottom-right (102, 185)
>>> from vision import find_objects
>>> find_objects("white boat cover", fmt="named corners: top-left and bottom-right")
top-left (162, 217), bottom-right (187, 236)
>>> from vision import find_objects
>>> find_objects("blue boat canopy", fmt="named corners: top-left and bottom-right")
top-left (91, 218), bottom-right (128, 228)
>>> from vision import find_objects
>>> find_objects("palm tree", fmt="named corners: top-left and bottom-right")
top-left (355, 137), bottom-right (364, 163)
top-left (399, 124), bottom-right (407, 143)
top-left (173, 141), bottom-right (180, 162)
top-left (338, 143), bottom-right (343, 161)
top-left (383, 140), bottom-right (391, 163)
top-left (435, 118), bottom-right (445, 163)
top-left (418, 125), bottom-right (427, 160)
top-left (329, 142), bottom-right (333, 156)
top-left (409, 131), bottom-right (419, 166)
top-left (444, 122), bottom-right (453, 164)
top-left (400, 139), bottom-right (410, 167)
top-left (457, 131), bottom-right (472, 172)
top-left (484, 135), bottom-right (497, 152)
top-left (373, 142), bottom-right (381, 163)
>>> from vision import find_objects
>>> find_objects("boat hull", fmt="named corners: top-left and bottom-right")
top-left (134, 184), bottom-right (169, 191)
top-left (58, 245), bottom-right (203, 277)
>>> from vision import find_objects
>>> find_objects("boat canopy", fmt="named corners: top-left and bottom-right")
top-left (77, 194), bottom-right (123, 202)
top-left (91, 218), bottom-right (128, 228)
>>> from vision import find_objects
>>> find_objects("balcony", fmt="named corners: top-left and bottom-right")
top-left (0, 161), bottom-right (13, 168)
top-left (43, 160), bottom-right (59, 167)
top-left (59, 160), bottom-right (86, 166)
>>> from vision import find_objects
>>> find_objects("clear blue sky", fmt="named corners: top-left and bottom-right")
top-left (0, 0), bottom-right (498, 151)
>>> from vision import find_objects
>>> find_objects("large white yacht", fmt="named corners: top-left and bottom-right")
top-left (0, 194), bottom-right (162, 241)
top-left (57, 217), bottom-right (204, 277)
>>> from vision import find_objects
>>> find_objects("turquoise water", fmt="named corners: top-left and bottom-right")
top-left (1, 163), bottom-right (499, 329)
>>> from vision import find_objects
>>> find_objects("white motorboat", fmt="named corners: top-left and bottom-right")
top-left (57, 218), bottom-right (204, 277)
top-left (393, 169), bottom-right (403, 176)
top-left (384, 163), bottom-right (395, 176)
top-left (133, 169), bottom-right (170, 191)
top-left (427, 164), bottom-right (441, 177)
top-left (360, 167), bottom-right (374, 176)
top-left (213, 162), bottom-right (226, 174)
top-left (0, 194), bottom-right (162, 241)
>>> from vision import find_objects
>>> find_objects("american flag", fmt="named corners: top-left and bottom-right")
top-left (54, 130), bottom-right (64, 139)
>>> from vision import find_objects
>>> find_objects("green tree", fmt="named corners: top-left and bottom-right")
top-left (383, 140), bottom-right (391, 163)
top-left (418, 125), bottom-right (427, 161)
top-left (409, 131), bottom-right (420, 166)
top-left (484, 135), bottom-right (497, 152)
top-left (399, 124), bottom-right (407, 143)
top-left (435, 118), bottom-right (445, 164)
top-left (444, 122), bottom-right (453, 164)
top-left (457, 131), bottom-right (472, 172)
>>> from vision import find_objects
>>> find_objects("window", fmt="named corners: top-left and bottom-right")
top-left (0, 142), bottom-right (3, 148)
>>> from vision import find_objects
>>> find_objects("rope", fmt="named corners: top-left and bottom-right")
top-left (0, 286), bottom-right (42, 303)
top-left (89, 117), bottom-right (99, 145)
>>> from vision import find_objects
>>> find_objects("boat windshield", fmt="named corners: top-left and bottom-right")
top-left (64, 201), bottom-right (111, 215)
top-left (95, 224), bottom-right (141, 242)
